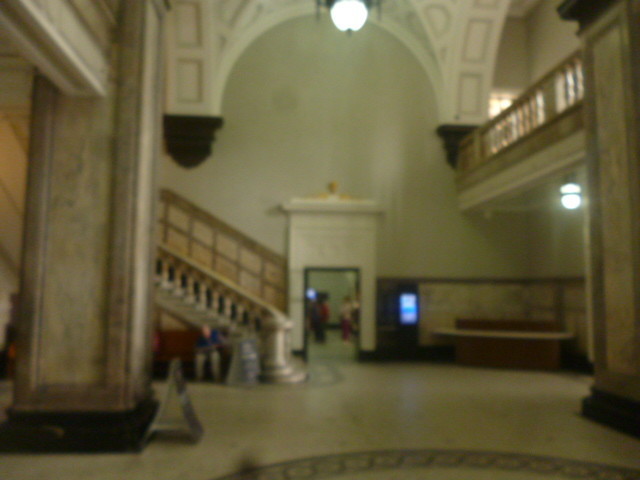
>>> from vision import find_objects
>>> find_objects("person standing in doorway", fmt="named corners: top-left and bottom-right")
top-left (310, 294), bottom-right (330, 343)
top-left (340, 296), bottom-right (353, 342)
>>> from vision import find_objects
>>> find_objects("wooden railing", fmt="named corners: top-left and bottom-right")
top-left (458, 51), bottom-right (584, 174)
top-left (157, 189), bottom-right (287, 312)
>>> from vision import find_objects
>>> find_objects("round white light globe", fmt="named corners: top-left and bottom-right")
top-left (560, 182), bottom-right (581, 195)
top-left (330, 0), bottom-right (369, 32)
top-left (561, 193), bottom-right (582, 209)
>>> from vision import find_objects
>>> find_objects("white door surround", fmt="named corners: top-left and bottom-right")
top-left (281, 197), bottom-right (383, 353)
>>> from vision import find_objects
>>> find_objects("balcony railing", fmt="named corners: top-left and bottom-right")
top-left (458, 51), bottom-right (584, 174)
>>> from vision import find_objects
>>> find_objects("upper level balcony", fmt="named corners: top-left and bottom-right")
top-left (455, 52), bottom-right (585, 211)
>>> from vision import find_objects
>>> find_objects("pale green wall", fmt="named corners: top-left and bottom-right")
top-left (493, 18), bottom-right (529, 92)
top-left (526, 1), bottom-right (580, 82)
top-left (493, 5), bottom-right (580, 93)
top-left (527, 206), bottom-right (586, 277)
top-left (161, 15), bottom-right (533, 279)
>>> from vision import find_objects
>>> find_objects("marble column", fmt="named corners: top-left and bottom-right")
top-left (559, 0), bottom-right (640, 438)
top-left (0, 0), bottom-right (168, 452)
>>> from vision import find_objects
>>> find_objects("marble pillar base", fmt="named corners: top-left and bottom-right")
top-left (582, 388), bottom-right (640, 440)
top-left (0, 398), bottom-right (158, 452)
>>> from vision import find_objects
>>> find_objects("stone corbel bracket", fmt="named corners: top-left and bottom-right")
top-left (436, 124), bottom-right (477, 169)
top-left (163, 115), bottom-right (224, 168)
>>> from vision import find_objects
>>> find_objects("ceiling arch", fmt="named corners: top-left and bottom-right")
top-left (212, 0), bottom-right (444, 117)
top-left (165, 0), bottom-right (511, 125)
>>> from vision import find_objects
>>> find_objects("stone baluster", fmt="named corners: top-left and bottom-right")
top-left (195, 280), bottom-right (208, 311)
top-left (235, 304), bottom-right (245, 326)
top-left (159, 258), bottom-right (172, 290)
top-left (210, 289), bottom-right (220, 317)
top-left (575, 58), bottom-right (584, 101)
top-left (172, 267), bottom-right (184, 296)
top-left (223, 296), bottom-right (233, 320)
top-left (183, 273), bottom-right (196, 304)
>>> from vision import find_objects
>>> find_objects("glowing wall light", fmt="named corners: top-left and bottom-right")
top-left (560, 182), bottom-right (582, 209)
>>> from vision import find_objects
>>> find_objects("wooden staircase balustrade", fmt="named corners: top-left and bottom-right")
top-left (457, 51), bottom-right (584, 176)
top-left (157, 189), bottom-right (288, 312)
top-left (156, 245), bottom-right (306, 383)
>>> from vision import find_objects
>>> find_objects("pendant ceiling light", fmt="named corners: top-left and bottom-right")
top-left (317, 0), bottom-right (382, 33)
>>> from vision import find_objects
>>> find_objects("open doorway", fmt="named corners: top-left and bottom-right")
top-left (303, 268), bottom-right (360, 362)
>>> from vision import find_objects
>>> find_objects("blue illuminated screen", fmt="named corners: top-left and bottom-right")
top-left (399, 293), bottom-right (418, 325)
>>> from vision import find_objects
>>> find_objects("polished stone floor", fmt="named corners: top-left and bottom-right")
top-left (1, 331), bottom-right (639, 480)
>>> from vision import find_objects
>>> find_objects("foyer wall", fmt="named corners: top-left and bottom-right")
top-left (492, 18), bottom-right (529, 93)
top-left (526, 1), bottom-right (580, 82)
top-left (161, 15), bottom-right (532, 279)
top-left (527, 207), bottom-right (585, 278)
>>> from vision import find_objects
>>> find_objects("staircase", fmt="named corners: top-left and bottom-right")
top-left (155, 190), bottom-right (305, 384)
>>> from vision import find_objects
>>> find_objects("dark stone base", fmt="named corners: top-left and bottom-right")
top-left (359, 346), bottom-right (455, 362)
top-left (560, 350), bottom-right (594, 374)
top-left (0, 398), bottom-right (158, 453)
top-left (582, 388), bottom-right (640, 440)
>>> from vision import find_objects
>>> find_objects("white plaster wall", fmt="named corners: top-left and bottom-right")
top-left (525, 1), bottom-right (580, 82)
top-left (161, 16), bottom-right (532, 280)
top-left (492, 18), bottom-right (529, 93)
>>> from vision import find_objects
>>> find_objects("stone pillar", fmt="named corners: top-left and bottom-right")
top-left (559, 0), bottom-right (640, 438)
top-left (0, 0), bottom-right (168, 452)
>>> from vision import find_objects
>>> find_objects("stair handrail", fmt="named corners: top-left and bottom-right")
top-left (158, 189), bottom-right (288, 312)
top-left (157, 244), bottom-right (306, 383)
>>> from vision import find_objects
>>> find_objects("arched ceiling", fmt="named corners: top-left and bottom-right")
top-left (165, 0), bottom-right (512, 125)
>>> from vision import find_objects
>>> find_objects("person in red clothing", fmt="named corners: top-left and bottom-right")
top-left (340, 296), bottom-right (353, 342)
top-left (310, 294), bottom-right (330, 343)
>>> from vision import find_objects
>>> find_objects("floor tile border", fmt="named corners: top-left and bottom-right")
top-left (211, 448), bottom-right (640, 480)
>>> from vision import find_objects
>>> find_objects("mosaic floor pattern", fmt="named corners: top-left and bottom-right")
top-left (212, 449), bottom-right (640, 480)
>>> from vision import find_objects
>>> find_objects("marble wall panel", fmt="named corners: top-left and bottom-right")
top-left (263, 285), bottom-right (277, 306)
top-left (592, 21), bottom-right (637, 376)
top-left (166, 227), bottom-right (189, 255)
top-left (239, 271), bottom-right (261, 296)
top-left (264, 261), bottom-right (284, 287)
top-left (167, 204), bottom-right (190, 231)
top-left (417, 280), bottom-right (585, 347)
top-left (217, 232), bottom-right (238, 261)
top-left (240, 247), bottom-right (262, 274)
top-left (191, 242), bottom-right (213, 268)
top-left (215, 256), bottom-right (238, 282)
top-left (192, 220), bottom-right (214, 246)
top-left (38, 96), bottom-right (114, 385)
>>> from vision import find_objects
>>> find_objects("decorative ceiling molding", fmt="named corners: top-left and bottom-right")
top-left (0, 0), bottom-right (110, 96)
top-left (165, 0), bottom-right (512, 125)
top-left (210, 0), bottom-right (444, 116)
top-left (440, 0), bottom-right (510, 124)
top-left (508, 0), bottom-right (542, 18)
